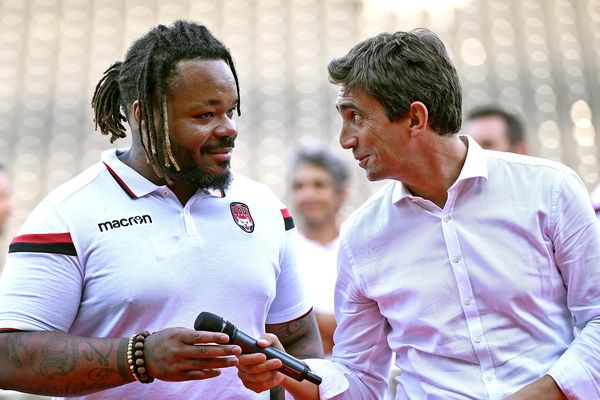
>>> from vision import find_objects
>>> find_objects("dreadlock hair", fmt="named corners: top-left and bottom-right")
top-left (91, 20), bottom-right (241, 180)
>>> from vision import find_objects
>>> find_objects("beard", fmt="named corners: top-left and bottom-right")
top-left (165, 137), bottom-right (235, 191)
top-left (170, 161), bottom-right (232, 191)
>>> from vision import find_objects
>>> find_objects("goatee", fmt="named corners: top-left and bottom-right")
top-left (171, 162), bottom-right (232, 191)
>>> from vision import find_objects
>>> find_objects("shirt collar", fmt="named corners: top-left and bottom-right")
top-left (101, 148), bottom-right (160, 199)
top-left (101, 148), bottom-right (227, 199)
top-left (392, 135), bottom-right (488, 204)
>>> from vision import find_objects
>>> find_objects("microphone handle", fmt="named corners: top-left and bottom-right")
top-left (232, 328), bottom-right (322, 385)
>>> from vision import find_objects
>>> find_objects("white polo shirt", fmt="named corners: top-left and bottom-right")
top-left (0, 148), bottom-right (310, 400)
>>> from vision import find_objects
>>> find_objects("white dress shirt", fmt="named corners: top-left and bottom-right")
top-left (308, 137), bottom-right (600, 399)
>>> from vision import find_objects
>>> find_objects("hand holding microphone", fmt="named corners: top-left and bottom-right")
top-left (194, 311), bottom-right (322, 386)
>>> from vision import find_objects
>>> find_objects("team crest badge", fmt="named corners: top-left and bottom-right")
top-left (230, 202), bottom-right (255, 233)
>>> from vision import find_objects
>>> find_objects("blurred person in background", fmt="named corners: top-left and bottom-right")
top-left (464, 105), bottom-right (528, 154)
top-left (0, 20), bottom-right (322, 399)
top-left (236, 28), bottom-right (600, 400)
top-left (289, 143), bottom-right (349, 356)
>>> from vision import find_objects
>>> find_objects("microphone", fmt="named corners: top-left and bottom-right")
top-left (194, 311), bottom-right (322, 386)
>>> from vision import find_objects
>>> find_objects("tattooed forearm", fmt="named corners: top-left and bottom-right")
top-left (34, 335), bottom-right (78, 378)
top-left (266, 310), bottom-right (324, 359)
top-left (0, 331), bottom-right (31, 368)
top-left (0, 332), bottom-right (131, 396)
top-left (82, 338), bottom-right (114, 367)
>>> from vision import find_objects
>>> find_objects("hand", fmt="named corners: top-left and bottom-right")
top-left (236, 333), bottom-right (286, 393)
top-left (142, 327), bottom-right (242, 381)
top-left (503, 375), bottom-right (567, 400)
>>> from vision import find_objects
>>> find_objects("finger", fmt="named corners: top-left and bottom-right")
top-left (183, 330), bottom-right (231, 345)
top-left (184, 355), bottom-right (240, 370)
top-left (236, 353), bottom-right (268, 366)
top-left (237, 358), bottom-right (282, 375)
top-left (186, 369), bottom-right (222, 380)
top-left (237, 366), bottom-right (279, 384)
top-left (191, 344), bottom-right (241, 358)
top-left (238, 370), bottom-right (285, 392)
top-left (255, 333), bottom-right (280, 349)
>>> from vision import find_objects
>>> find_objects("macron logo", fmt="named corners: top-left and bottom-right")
top-left (98, 215), bottom-right (153, 232)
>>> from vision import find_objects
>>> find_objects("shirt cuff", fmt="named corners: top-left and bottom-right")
top-left (301, 358), bottom-right (349, 399)
top-left (547, 350), bottom-right (597, 399)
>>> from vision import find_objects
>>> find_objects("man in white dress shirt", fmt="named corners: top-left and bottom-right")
top-left (236, 28), bottom-right (600, 400)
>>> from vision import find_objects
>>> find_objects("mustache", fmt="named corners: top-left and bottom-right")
top-left (201, 137), bottom-right (236, 154)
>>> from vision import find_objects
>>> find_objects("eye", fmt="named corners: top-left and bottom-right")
top-left (197, 112), bottom-right (213, 120)
top-left (351, 112), bottom-right (362, 123)
top-left (226, 106), bottom-right (237, 118)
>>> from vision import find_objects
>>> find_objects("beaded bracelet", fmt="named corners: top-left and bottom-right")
top-left (126, 331), bottom-right (154, 384)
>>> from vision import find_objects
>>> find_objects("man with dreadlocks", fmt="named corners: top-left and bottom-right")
top-left (0, 20), bottom-right (322, 399)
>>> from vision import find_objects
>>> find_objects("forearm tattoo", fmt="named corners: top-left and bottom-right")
top-left (268, 313), bottom-right (324, 359)
top-left (0, 332), bottom-right (129, 396)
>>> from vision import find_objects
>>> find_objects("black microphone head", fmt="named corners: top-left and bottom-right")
top-left (194, 312), bottom-right (236, 339)
top-left (194, 312), bottom-right (226, 332)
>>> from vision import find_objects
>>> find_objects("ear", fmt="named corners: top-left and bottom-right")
top-left (408, 101), bottom-right (428, 136)
top-left (131, 100), bottom-right (147, 133)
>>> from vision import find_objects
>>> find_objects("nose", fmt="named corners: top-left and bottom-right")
top-left (339, 122), bottom-right (357, 150)
top-left (214, 115), bottom-right (237, 138)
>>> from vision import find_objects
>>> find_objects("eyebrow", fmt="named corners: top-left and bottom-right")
top-left (203, 98), bottom-right (239, 107)
top-left (335, 101), bottom-right (358, 113)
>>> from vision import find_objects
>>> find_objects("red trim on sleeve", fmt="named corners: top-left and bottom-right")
top-left (594, 204), bottom-right (600, 213)
top-left (11, 232), bottom-right (73, 245)
top-left (0, 328), bottom-right (24, 332)
top-left (288, 307), bottom-right (313, 323)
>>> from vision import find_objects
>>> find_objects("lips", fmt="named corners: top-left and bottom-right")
top-left (354, 153), bottom-right (370, 169)
top-left (206, 147), bottom-right (233, 162)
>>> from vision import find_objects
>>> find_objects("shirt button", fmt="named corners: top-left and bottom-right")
top-left (163, 191), bottom-right (169, 195)
top-left (485, 374), bottom-right (493, 381)
top-left (464, 297), bottom-right (473, 305)
top-left (442, 215), bottom-right (450, 222)
top-left (451, 256), bottom-right (460, 263)
top-left (474, 336), bottom-right (481, 343)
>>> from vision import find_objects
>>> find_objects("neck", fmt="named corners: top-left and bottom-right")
top-left (301, 221), bottom-right (339, 245)
top-left (117, 147), bottom-right (197, 206)
top-left (403, 134), bottom-right (468, 208)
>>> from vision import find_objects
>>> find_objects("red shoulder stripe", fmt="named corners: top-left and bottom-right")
top-left (9, 233), bottom-right (77, 256)
top-left (11, 232), bottom-right (73, 244)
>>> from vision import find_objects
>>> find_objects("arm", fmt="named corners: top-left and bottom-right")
top-left (266, 309), bottom-right (324, 360)
top-left (0, 328), bottom-right (240, 396)
top-left (543, 169), bottom-right (600, 398)
top-left (266, 309), bottom-right (324, 399)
